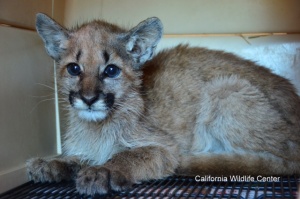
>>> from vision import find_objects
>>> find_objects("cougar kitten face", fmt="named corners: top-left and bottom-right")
top-left (61, 37), bottom-right (125, 121)
top-left (64, 60), bottom-right (122, 122)
top-left (60, 38), bottom-right (127, 122)
top-left (36, 14), bottom-right (162, 122)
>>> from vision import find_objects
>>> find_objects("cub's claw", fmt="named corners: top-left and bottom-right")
top-left (76, 166), bottom-right (133, 195)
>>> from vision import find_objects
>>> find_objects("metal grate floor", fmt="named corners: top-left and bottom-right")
top-left (0, 176), bottom-right (298, 199)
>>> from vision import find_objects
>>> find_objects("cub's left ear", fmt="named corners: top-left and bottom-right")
top-left (123, 17), bottom-right (163, 68)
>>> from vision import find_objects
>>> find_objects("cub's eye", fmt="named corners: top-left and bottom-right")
top-left (67, 63), bottom-right (81, 76)
top-left (104, 64), bottom-right (121, 78)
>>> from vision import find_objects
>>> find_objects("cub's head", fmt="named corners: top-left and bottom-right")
top-left (36, 13), bottom-right (162, 122)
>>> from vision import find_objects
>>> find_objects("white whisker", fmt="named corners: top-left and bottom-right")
top-left (29, 93), bottom-right (55, 98)
top-left (35, 83), bottom-right (55, 90)
top-left (30, 98), bottom-right (56, 114)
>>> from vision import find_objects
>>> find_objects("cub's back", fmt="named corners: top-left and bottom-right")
top-left (142, 45), bottom-right (300, 145)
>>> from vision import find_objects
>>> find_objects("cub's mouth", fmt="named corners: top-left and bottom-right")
top-left (68, 91), bottom-right (115, 122)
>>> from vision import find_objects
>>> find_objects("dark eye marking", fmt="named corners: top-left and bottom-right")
top-left (104, 64), bottom-right (121, 78)
top-left (105, 93), bottom-right (115, 108)
top-left (76, 50), bottom-right (82, 62)
top-left (69, 91), bottom-right (76, 106)
top-left (67, 63), bottom-right (81, 76)
top-left (103, 51), bottom-right (110, 64)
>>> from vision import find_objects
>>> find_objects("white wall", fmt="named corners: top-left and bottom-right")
top-left (0, 0), bottom-right (65, 193)
top-left (0, 26), bottom-right (57, 194)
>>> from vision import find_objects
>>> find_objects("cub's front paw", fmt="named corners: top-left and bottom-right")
top-left (76, 166), bottom-right (133, 195)
top-left (26, 158), bottom-right (77, 182)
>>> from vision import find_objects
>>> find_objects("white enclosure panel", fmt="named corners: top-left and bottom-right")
top-left (0, 26), bottom-right (57, 193)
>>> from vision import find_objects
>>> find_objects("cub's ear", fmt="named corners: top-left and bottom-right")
top-left (123, 17), bottom-right (163, 68)
top-left (36, 13), bottom-right (69, 61)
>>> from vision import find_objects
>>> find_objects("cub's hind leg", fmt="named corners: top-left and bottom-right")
top-left (178, 153), bottom-right (300, 176)
top-left (186, 75), bottom-right (300, 176)
top-left (193, 75), bottom-right (299, 161)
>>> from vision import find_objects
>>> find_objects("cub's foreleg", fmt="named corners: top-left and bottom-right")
top-left (76, 146), bottom-right (178, 195)
top-left (27, 156), bottom-right (84, 182)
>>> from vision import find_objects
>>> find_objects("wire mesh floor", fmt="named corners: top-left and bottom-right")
top-left (0, 176), bottom-right (299, 199)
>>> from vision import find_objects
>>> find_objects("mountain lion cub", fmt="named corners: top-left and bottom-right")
top-left (27, 13), bottom-right (300, 195)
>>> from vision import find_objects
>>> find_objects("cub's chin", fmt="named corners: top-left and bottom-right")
top-left (70, 94), bottom-right (113, 122)
top-left (77, 109), bottom-right (108, 122)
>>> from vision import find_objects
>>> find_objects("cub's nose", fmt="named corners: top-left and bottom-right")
top-left (80, 94), bottom-right (99, 107)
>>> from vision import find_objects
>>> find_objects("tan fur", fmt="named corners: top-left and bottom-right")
top-left (27, 13), bottom-right (300, 195)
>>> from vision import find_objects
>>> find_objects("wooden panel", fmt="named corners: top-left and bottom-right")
top-left (53, 0), bottom-right (67, 26)
top-left (63, 0), bottom-right (300, 33)
top-left (0, 0), bottom-right (52, 29)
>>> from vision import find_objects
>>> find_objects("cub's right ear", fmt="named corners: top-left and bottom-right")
top-left (36, 13), bottom-right (69, 61)
top-left (123, 17), bottom-right (163, 69)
